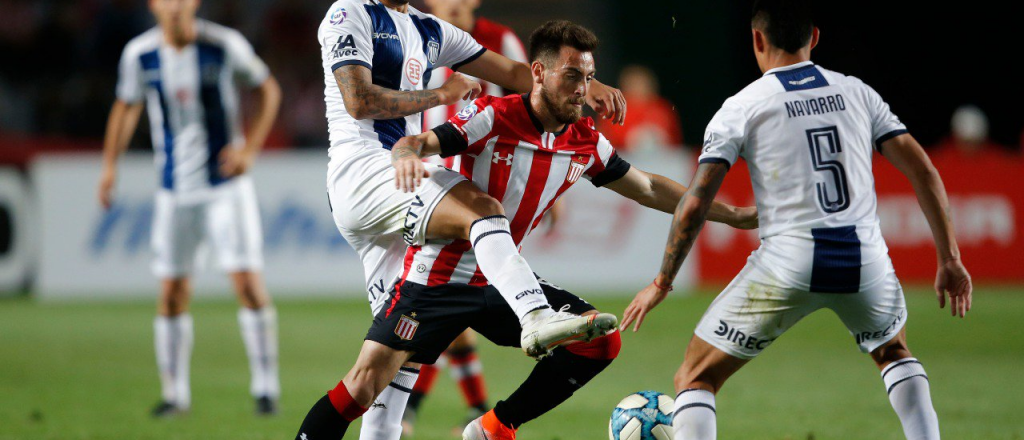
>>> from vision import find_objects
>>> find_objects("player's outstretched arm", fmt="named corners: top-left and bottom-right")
top-left (334, 65), bottom-right (481, 120)
top-left (621, 162), bottom-right (729, 332)
top-left (880, 133), bottom-right (972, 318)
top-left (390, 131), bottom-right (443, 193)
top-left (602, 167), bottom-right (758, 229)
top-left (98, 99), bottom-right (143, 210)
top-left (221, 75), bottom-right (282, 177)
top-left (457, 51), bottom-right (626, 124)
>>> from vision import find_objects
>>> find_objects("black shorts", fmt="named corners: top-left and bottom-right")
top-left (365, 277), bottom-right (596, 364)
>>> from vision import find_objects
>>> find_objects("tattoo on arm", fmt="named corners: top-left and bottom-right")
top-left (335, 67), bottom-right (441, 119)
top-left (657, 163), bottom-right (728, 283)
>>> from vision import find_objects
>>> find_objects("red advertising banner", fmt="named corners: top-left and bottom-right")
top-left (698, 153), bottom-right (1023, 285)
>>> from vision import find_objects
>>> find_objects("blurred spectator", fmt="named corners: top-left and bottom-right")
top-left (596, 65), bottom-right (682, 153)
top-left (931, 105), bottom-right (1012, 161)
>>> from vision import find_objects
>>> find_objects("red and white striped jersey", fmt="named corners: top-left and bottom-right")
top-left (423, 17), bottom-right (527, 159)
top-left (400, 93), bottom-right (631, 287)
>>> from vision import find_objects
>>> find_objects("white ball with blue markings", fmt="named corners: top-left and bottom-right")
top-left (608, 391), bottom-right (674, 440)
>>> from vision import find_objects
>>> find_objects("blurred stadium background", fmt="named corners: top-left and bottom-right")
top-left (1, 0), bottom-right (1022, 439)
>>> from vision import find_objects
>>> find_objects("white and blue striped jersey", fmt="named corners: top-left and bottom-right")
top-left (116, 20), bottom-right (269, 195)
top-left (318, 0), bottom-right (485, 153)
top-left (699, 61), bottom-right (907, 293)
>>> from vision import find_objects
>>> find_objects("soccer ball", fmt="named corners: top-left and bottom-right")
top-left (608, 390), bottom-right (674, 440)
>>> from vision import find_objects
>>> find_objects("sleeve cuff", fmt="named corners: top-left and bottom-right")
top-left (698, 157), bottom-right (733, 171)
top-left (332, 60), bottom-right (372, 72)
top-left (433, 123), bottom-right (469, 158)
top-left (451, 48), bottom-right (487, 72)
top-left (874, 129), bottom-right (909, 153)
top-left (590, 153), bottom-right (632, 187)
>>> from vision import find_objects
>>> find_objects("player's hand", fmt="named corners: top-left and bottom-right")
top-left (621, 281), bottom-right (670, 332)
top-left (587, 79), bottom-right (627, 125)
top-left (219, 147), bottom-right (254, 178)
top-left (98, 167), bottom-right (116, 210)
top-left (391, 137), bottom-right (430, 193)
top-left (935, 257), bottom-right (972, 318)
top-left (730, 206), bottom-right (759, 230)
top-left (439, 72), bottom-right (482, 105)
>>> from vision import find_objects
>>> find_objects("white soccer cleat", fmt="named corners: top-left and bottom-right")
top-left (519, 307), bottom-right (618, 358)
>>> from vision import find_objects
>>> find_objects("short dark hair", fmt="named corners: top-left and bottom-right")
top-left (751, 0), bottom-right (814, 54)
top-left (528, 20), bottom-right (599, 63)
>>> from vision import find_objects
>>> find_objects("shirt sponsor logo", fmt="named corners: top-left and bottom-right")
top-left (713, 320), bottom-right (775, 351)
top-left (456, 104), bottom-right (478, 121)
top-left (566, 155), bottom-right (588, 183)
top-left (329, 7), bottom-right (347, 25)
top-left (406, 58), bottom-right (423, 85)
top-left (330, 35), bottom-right (359, 59)
top-left (395, 315), bottom-right (420, 340)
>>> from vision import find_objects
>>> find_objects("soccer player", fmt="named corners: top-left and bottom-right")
top-left (621, 1), bottom-right (973, 439)
top-left (317, 0), bottom-right (624, 437)
top-left (97, 0), bottom-right (282, 417)
top-left (295, 20), bottom-right (757, 440)
top-left (403, 0), bottom-right (527, 433)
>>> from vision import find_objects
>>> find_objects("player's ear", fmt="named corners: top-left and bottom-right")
top-left (752, 28), bottom-right (766, 54)
top-left (530, 60), bottom-right (545, 85)
top-left (809, 27), bottom-right (820, 50)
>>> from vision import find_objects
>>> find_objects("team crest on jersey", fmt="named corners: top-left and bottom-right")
top-left (456, 103), bottom-right (478, 120)
top-left (427, 40), bottom-right (440, 65)
top-left (395, 315), bottom-right (420, 340)
top-left (566, 155), bottom-right (588, 183)
top-left (329, 7), bottom-right (347, 25)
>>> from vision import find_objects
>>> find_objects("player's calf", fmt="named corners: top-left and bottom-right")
top-left (671, 335), bottom-right (748, 440)
top-left (872, 331), bottom-right (939, 440)
top-left (295, 341), bottom-right (412, 439)
top-left (483, 330), bottom-right (621, 432)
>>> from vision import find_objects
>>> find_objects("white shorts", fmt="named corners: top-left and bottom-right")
top-left (151, 176), bottom-right (264, 278)
top-left (694, 241), bottom-right (907, 360)
top-left (326, 147), bottom-right (466, 314)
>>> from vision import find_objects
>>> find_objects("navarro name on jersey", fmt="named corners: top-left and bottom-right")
top-left (784, 93), bottom-right (847, 119)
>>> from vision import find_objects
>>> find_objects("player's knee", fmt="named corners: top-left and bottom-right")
top-left (159, 279), bottom-right (190, 316)
top-left (468, 193), bottom-right (505, 219)
top-left (871, 337), bottom-right (912, 368)
top-left (342, 367), bottom-right (384, 408)
top-left (566, 330), bottom-right (621, 360)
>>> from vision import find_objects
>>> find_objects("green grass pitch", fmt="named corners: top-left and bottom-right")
top-left (1, 288), bottom-right (1021, 440)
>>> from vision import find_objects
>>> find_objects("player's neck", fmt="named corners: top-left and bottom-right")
top-left (379, 0), bottom-right (410, 13)
top-left (162, 21), bottom-right (197, 50)
top-left (528, 93), bottom-right (568, 133)
top-left (760, 49), bottom-right (811, 74)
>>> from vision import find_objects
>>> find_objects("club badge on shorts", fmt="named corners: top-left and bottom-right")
top-left (566, 155), bottom-right (588, 183)
top-left (395, 315), bottom-right (420, 340)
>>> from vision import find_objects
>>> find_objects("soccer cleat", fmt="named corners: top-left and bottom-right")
top-left (519, 307), bottom-right (619, 358)
top-left (150, 401), bottom-right (188, 418)
top-left (463, 410), bottom-right (516, 440)
top-left (255, 396), bottom-right (278, 416)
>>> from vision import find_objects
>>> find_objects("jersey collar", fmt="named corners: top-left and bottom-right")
top-left (763, 60), bottom-right (815, 77)
top-left (521, 93), bottom-right (570, 137)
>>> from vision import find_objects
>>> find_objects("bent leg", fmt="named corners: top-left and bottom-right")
top-left (425, 181), bottom-right (550, 323)
top-left (447, 330), bottom-right (490, 415)
top-left (672, 335), bottom-right (749, 440)
top-left (872, 330), bottom-right (940, 440)
top-left (295, 341), bottom-right (412, 440)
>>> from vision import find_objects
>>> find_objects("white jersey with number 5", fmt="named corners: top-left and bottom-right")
top-left (699, 61), bottom-right (907, 292)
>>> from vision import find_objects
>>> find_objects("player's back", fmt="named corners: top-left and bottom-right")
top-left (699, 62), bottom-right (907, 291)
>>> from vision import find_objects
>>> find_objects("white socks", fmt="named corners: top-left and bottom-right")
top-left (238, 306), bottom-right (280, 399)
top-left (359, 366), bottom-right (420, 440)
top-left (154, 314), bottom-right (194, 408)
top-left (673, 388), bottom-right (716, 440)
top-left (469, 216), bottom-right (550, 323)
top-left (882, 358), bottom-right (940, 440)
